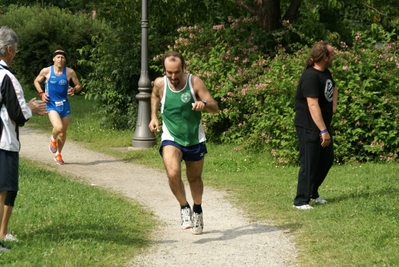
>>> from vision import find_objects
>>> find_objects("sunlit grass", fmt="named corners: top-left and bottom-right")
top-left (1, 159), bottom-right (155, 267)
top-left (21, 89), bottom-right (399, 266)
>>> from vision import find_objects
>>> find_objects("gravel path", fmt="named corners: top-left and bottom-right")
top-left (19, 127), bottom-right (297, 267)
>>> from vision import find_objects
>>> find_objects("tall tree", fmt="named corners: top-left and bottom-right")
top-left (234, 0), bottom-right (301, 31)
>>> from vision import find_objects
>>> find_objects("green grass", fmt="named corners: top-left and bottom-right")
top-left (1, 159), bottom-right (155, 267)
top-left (203, 152), bottom-right (399, 266)
top-left (13, 89), bottom-right (399, 266)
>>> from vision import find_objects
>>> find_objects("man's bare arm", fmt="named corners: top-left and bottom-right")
top-left (33, 68), bottom-right (49, 93)
top-left (307, 97), bottom-right (330, 147)
top-left (332, 86), bottom-right (338, 114)
top-left (68, 68), bottom-right (82, 94)
top-left (192, 75), bottom-right (219, 113)
top-left (149, 78), bottom-right (163, 132)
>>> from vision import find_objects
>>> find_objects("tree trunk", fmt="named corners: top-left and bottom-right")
top-left (283, 0), bottom-right (301, 21)
top-left (255, 0), bottom-right (282, 31)
top-left (235, 0), bottom-right (282, 32)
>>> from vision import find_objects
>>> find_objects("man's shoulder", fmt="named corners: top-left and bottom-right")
top-left (153, 76), bottom-right (165, 88)
top-left (188, 74), bottom-right (206, 90)
top-left (301, 67), bottom-right (323, 79)
top-left (40, 66), bottom-right (51, 73)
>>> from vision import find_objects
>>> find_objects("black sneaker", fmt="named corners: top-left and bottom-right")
top-left (0, 242), bottom-right (10, 252)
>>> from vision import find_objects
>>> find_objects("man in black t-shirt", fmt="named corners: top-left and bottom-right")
top-left (293, 41), bottom-right (338, 210)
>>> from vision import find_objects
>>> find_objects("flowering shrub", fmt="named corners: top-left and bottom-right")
top-left (153, 18), bottom-right (399, 164)
top-left (332, 29), bottom-right (399, 163)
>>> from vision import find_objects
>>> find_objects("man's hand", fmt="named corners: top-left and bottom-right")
top-left (68, 86), bottom-right (76, 96)
top-left (149, 119), bottom-right (159, 132)
top-left (320, 132), bottom-right (331, 147)
top-left (27, 98), bottom-right (47, 116)
top-left (40, 92), bottom-right (49, 102)
top-left (191, 101), bottom-right (206, 112)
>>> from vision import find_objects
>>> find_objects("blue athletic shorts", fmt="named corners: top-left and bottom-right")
top-left (160, 140), bottom-right (207, 161)
top-left (47, 100), bottom-right (71, 118)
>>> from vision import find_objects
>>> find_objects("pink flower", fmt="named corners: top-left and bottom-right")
top-left (212, 25), bottom-right (224, 31)
top-left (342, 66), bottom-right (349, 70)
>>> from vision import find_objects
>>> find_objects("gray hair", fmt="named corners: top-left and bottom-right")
top-left (0, 26), bottom-right (19, 57)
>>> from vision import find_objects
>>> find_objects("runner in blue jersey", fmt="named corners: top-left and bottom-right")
top-left (34, 50), bottom-right (81, 165)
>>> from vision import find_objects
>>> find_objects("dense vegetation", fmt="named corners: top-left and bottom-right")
top-left (0, 5), bottom-right (108, 86)
top-left (166, 19), bottom-right (399, 164)
top-left (0, 0), bottom-right (399, 163)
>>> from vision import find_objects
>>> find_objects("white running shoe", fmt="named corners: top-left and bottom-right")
top-left (293, 204), bottom-right (314, 210)
top-left (180, 206), bottom-right (193, 229)
top-left (3, 233), bottom-right (18, 242)
top-left (2, 232), bottom-right (18, 242)
top-left (311, 197), bottom-right (327, 204)
top-left (191, 212), bottom-right (204, 235)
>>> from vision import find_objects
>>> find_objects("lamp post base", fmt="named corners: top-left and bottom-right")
top-left (131, 138), bottom-right (156, 148)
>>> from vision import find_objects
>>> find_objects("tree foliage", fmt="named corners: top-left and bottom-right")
top-left (78, 0), bottom-right (244, 129)
top-left (154, 15), bottom-right (399, 164)
top-left (0, 5), bottom-right (107, 86)
top-left (1, 0), bottom-right (399, 163)
top-left (234, 0), bottom-right (301, 31)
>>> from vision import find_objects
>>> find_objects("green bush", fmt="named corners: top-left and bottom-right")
top-left (154, 19), bottom-right (399, 164)
top-left (0, 5), bottom-right (108, 88)
top-left (77, 0), bottom-right (142, 130)
top-left (332, 27), bottom-right (399, 163)
top-left (78, 33), bottom-right (140, 130)
top-left (152, 17), bottom-right (303, 163)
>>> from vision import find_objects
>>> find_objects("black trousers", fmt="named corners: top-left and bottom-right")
top-left (294, 126), bottom-right (334, 206)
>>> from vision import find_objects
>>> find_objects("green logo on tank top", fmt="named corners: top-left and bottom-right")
top-left (181, 92), bottom-right (191, 103)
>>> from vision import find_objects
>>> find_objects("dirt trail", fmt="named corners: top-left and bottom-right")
top-left (19, 127), bottom-right (297, 267)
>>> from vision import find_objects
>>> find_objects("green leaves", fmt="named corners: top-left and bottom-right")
top-left (332, 31), bottom-right (399, 163)
top-left (159, 17), bottom-right (399, 164)
top-left (0, 5), bottom-right (107, 87)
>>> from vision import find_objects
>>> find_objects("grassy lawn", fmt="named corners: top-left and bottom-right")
top-left (8, 90), bottom-right (399, 266)
top-left (1, 159), bottom-right (155, 267)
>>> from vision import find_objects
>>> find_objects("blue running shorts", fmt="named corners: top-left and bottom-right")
top-left (160, 140), bottom-right (207, 161)
top-left (47, 100), bottom-right (71, 118)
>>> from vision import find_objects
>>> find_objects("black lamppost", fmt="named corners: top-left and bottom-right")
top-left (132, 0), bottom-right (156, 148)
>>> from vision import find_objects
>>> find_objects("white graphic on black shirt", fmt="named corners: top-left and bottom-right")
top-left (324, 79), bottom-right (333, 102)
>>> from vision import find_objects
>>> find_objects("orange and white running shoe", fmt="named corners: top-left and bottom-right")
top-left (49, 137), bottom-right (57, 153)
top-left (54, 154), bottom-right (64, 165)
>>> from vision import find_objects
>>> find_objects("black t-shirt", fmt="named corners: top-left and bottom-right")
top-left (294, 67), bottom-right (335, 130)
